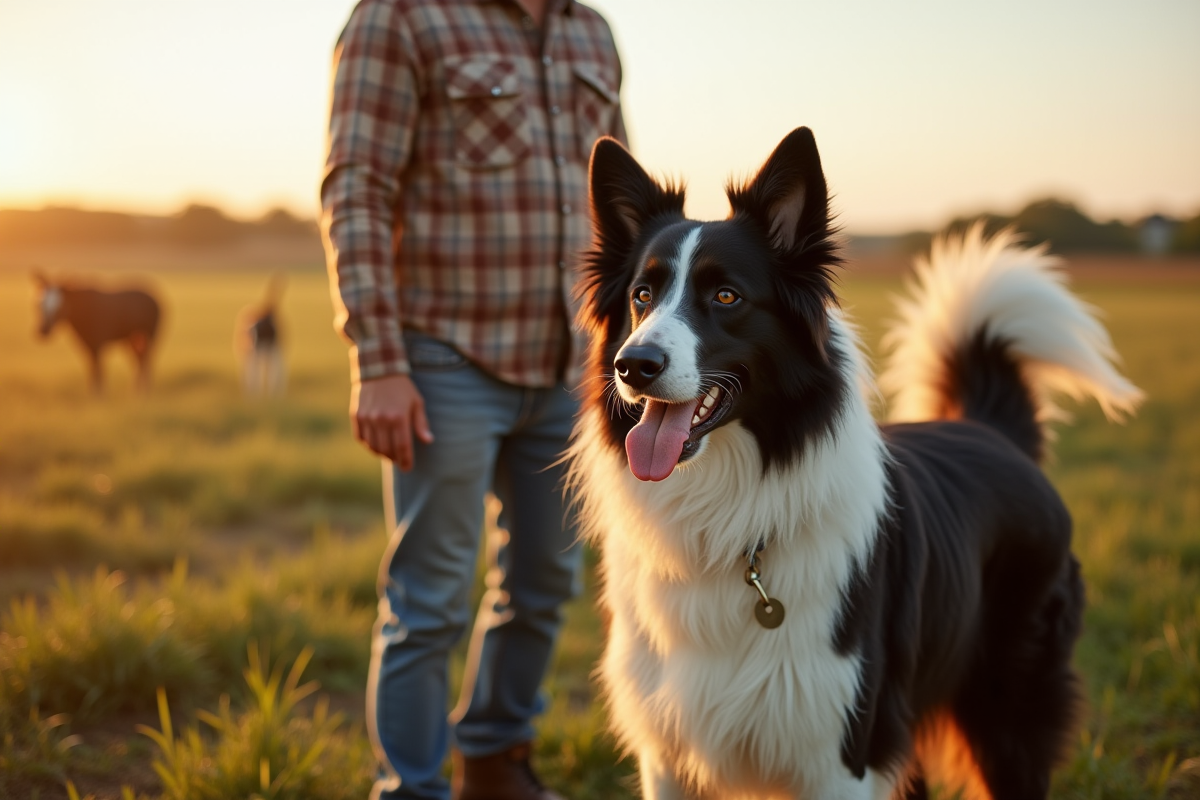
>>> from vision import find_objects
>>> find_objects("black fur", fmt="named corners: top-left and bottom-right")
top-left (835, 422), bottom-right (1083, 788)
top-left (945, 331), bottom-right (1046, 462)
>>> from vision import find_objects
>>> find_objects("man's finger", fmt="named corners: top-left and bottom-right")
top-left (373, 423), bottom-right (398, 464)
top-left (391, 414), bottom-right (415, 471)
top-left (362, 421), bottom-right (388, 460)
top-left (412, 398), bottom-right (435, 445)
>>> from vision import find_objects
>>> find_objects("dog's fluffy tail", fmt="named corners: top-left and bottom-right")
top-left (879, 224), bottom-right (1142, 462)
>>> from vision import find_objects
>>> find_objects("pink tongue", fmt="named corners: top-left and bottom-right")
top-left (625, 399), bottom-right (695, 482)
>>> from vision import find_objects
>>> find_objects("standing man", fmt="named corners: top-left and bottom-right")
top-left (320, 1), bottom-right (625, 798)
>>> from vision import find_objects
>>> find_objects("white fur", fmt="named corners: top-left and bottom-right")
top-left (241, 345), bottom-right (286, 396)
top-left (617, 226), bottom-right (704, 404)
top-left (880, 224), bottom-right (1143, 425)
top-left (234, 310), bottom-right (287, 397)
top-left (570, 311), bottom-right (897, 799)
top-left (40, 286), bottom-right (63, 320)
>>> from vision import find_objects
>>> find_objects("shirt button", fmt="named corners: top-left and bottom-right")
top-left (550, 105), bottom-right (560, 115)
top-left (490, 86), bottom-right (502, 96)
top-left (542, 55), bottom-right (553, 66)
top-left (558, 261), bottom-right (567, 270)
top-left (522, 15), bottom-right (535, 29)
top-left (561, 203), bottom-right (572, 215)
top-left (555, 155), bottom-right (566, 167)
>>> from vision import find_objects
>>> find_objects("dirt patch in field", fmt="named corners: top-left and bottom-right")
top-left (1061, 254), bottom-right (1200, 282)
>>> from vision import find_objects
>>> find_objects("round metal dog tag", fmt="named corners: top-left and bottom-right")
top-left (754, 598), bottom-right (785, 629)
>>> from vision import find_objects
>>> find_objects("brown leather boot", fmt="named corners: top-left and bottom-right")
top-left (452, 742), bottom-right (565, 800)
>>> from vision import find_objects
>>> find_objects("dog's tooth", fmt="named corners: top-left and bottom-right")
top-left (691, 415), bottom-right (700, 425)
top-left (698, 406), bottom-right (708, 418)
top-left (703, 395), bottom-right (715, 409)
top-left (708, 386), bottom-right (720, 399)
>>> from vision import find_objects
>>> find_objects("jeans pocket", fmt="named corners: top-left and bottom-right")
top-left (404, 332), bottom-right (468, 372)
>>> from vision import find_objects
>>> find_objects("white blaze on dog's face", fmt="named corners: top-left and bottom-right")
top-left (612, 221), bottom-right (745, 483)
top-left (615, 225), bottom-right (704, 405)
top-left (612, 221), bottom-right (760, 483)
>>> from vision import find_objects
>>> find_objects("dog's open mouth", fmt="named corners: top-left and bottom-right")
top-left (625, 386), bottom-right (733, 482)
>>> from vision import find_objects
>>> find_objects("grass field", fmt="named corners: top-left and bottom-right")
top-left (0, 263), bottom-right (1197, 799)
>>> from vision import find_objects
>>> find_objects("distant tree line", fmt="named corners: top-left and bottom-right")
top-left (4, 199), bottom-right (1198, 256)
top-left (0, 205), bottom-right (319, 249)
top-left (891, 198), bottom-right (1200, 256)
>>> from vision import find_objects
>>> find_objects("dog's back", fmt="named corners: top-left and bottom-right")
top-left (836, 226), bottom-right (1142, 797)
top-left (859, 227), bottom-right (1142, 796)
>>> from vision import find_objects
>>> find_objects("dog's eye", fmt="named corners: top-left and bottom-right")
top-left (714, 289), bottom-right (740, 305)
top-left (633, 288), bottom-right (652, 305)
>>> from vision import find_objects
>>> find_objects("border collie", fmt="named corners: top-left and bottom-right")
top-left (567, 128), bottom-right (1142, 799)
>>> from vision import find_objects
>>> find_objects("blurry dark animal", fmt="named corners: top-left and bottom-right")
top-left (33, 271), bottom-right (161, 393)
top-left (235, 273), bottom-right (286, 396)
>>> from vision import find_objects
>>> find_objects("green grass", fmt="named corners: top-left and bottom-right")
top-left (0, 271), bottom-right (379, 601)
top-left (139, 646), bottom-right (375, 800)
top-left (1040, 283), bottom-right (1200, 799)
top-left (1, 267), bottom-right (1197, 798)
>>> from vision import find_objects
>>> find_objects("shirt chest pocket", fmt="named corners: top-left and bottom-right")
top-left (445, 56), bottom-right (533, 170)
top-left (573, 63), bottom-right (618, 160)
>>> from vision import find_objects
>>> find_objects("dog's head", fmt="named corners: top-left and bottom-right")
top-left (578, 127), bottom-right (848, 481)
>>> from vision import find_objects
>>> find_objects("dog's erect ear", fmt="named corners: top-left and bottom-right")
top-left (578, 139), bottom-right (684, 349)
top-left (728, 128), bottom-right (840, 364)
top-left (727, 127), bottom-right (831, 254)
top-left (589, 137), bottom-right (684, 252)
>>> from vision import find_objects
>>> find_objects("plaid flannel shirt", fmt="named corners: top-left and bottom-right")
top-left (321, 0), bottom-right (626, 387)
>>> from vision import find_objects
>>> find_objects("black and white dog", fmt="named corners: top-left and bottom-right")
top-left (567, 128), bottom-right (1142, 799)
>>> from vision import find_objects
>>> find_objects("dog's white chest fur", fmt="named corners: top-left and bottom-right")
top-left (572, 365), bottom-right (892, 798)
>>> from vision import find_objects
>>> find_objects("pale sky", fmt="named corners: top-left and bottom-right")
top-left (1, 0), bottom-right (1197, 233)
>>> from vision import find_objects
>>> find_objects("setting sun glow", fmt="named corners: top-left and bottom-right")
top-left (1, 0), bottom-right (1197, 232)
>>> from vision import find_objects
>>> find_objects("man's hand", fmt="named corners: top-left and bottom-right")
top-left (350, 374), bottom-right (434, 471)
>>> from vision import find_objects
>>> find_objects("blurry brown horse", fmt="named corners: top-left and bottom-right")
top-left (33, 271), bottom-right (162, 393)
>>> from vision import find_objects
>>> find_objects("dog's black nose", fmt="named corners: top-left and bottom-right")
top-left (615, 345), bottom-right (667, 390)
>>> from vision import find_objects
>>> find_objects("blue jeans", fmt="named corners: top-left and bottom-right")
top-left (368, 333), bottom-right (583, 800)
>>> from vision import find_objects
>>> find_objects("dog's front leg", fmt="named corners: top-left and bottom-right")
top-left (793, 767), bottom-right (899, 800)
top-left (638, 752), bottom-right (698, 800)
